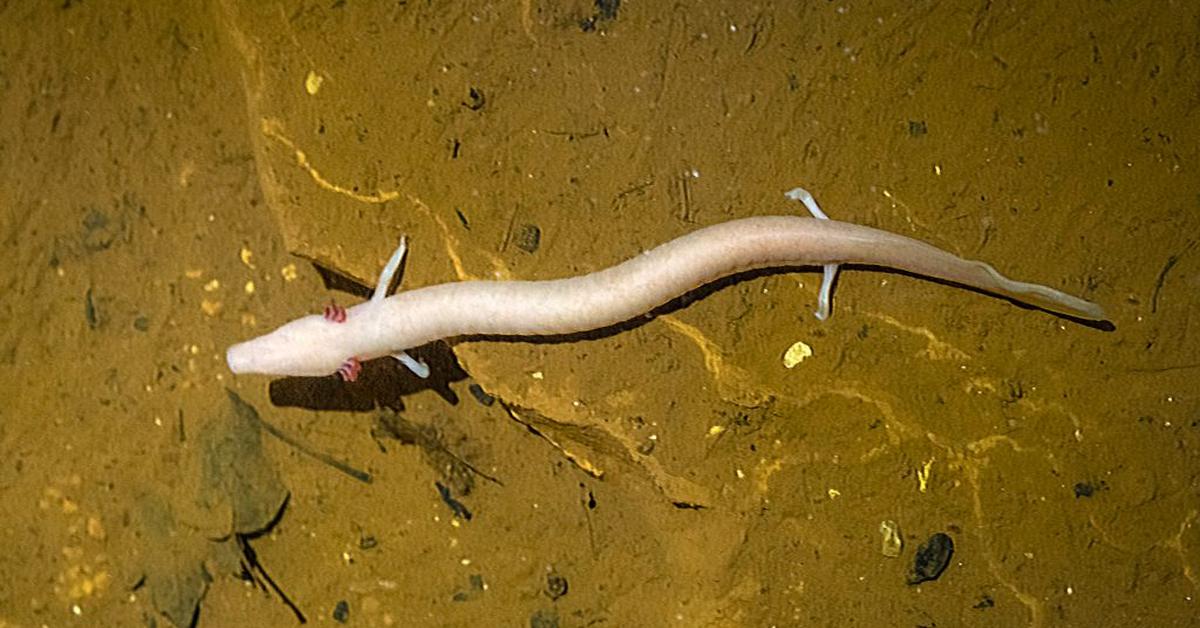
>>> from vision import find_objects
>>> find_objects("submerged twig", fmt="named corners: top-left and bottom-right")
top-left (1151, 239), bottom-right (1196, 313)
top-left (237, 535), bottom-right (306, 623)
top-left (373, 410), bottom-right (503, 488)
top-left (252, 413), bottom-right (372, 484)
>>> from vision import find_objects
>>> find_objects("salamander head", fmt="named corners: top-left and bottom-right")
top-left (226, 313), bottom-right (357, 377)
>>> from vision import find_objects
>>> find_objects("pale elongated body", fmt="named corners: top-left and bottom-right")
top-left (226, 209), bottom-right (1105, 379)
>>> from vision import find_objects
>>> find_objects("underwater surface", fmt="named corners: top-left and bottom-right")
top-left (1, 1), bottom-right (1197, 626)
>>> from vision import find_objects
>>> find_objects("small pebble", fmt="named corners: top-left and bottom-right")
top-left (463, 87), bottom-right (486, 111)
top-left (332, 600), bottom-right (349, 623)
top-left (515, 224), bottom-right (541, 253)
top-left (544, 571), bottom-right (568, 601)
top-left (468, 383), bottom-right (495, 407)
top-left (595, 0), bottom-right (620, 20)
top-left (782, 340), bottom-right (813, 368)
top-left (305, 70), bottom-right (324, 95)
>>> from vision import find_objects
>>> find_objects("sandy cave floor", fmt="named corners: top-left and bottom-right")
top-left (1, 2), bottom-right (1198, 627)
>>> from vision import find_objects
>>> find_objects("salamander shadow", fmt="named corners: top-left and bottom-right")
top-left (267, 341), bottom-right (466, 412)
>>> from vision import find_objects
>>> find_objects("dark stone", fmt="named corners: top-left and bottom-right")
top-left (595, 0), bottom-right (620, 20)
top-left (436, 482), bottom-right (473, 521)
top-left (582, 0), bottom-right (620, 29)
top-left (545, 572), bottom-right (568, 601)
top-left (973, 594), bottom-right (995, 609)
top-left (332, 600), bottom-right (349, 623)
top-left (515, 224), bottom-right (541, 253)
top-left (530, 608), bottom-right (559, 628)
top-left (468, 383), bottom-right (495, 407)
top-left (463, 87), bottom-right (486, 111)
top-left (908, 532), bottom-right (954, 585)
top-left (82, 208), bottom-right (118, 252)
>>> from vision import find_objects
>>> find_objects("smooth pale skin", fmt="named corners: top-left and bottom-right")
top-left (226, 189), bottom-right (1105, 379)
